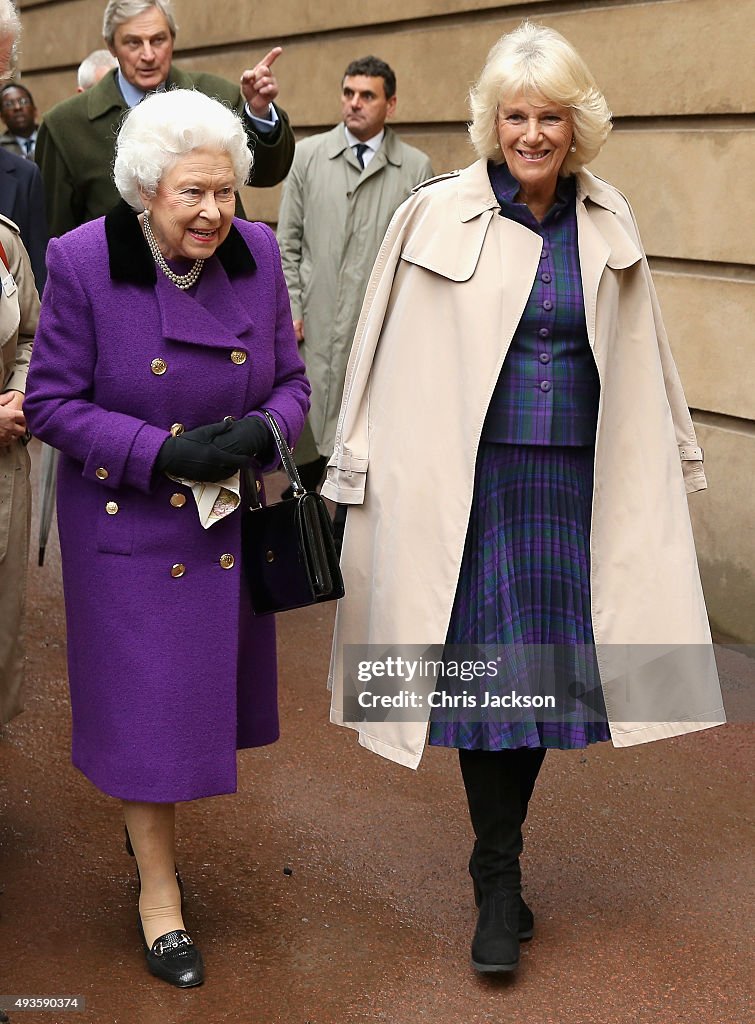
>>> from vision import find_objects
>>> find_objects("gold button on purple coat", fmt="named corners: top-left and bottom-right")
top-left (151, 357), bottom-right (167, 375)
top-left (96, 467), bottom-right (109, 480)
top-left (219, 553), bottom-right (235, 569)
top-left (230, 350), bottom-right (247, 365)
top-left (170, 493), bottom-right (187, 508)
top-left (105, 501), bottom-right (119, 515)
top-left (171, 563), bottom-right (186, 578)
top-left (170, 422), bottom-right (185, 437)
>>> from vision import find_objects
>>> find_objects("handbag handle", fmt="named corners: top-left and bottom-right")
top-left (247, 410), bottom-right (305, 509)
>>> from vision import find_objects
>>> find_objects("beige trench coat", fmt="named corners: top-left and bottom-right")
top-left (322, 160), bottom-right (725, 769)
top-left (0, 215), bottom-right (39, 724)
top-left (277, 125), bottom-right (433, 458)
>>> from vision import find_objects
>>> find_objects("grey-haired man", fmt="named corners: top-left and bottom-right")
top-left (36, 0), bottom-right (294, 236)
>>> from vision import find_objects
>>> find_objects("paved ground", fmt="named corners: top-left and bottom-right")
top-left (0, 447), bottom-right (752, 1023)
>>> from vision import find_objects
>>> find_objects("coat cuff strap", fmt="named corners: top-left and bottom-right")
top-left (679, 445), bottom-right (703, 462)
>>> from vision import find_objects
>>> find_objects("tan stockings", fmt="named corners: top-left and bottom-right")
top-left (122, 801), bottom-right (185, 948)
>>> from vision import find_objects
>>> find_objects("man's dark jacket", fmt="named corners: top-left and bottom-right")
top-left (0, 147), bottom-right (48, 289)
top-left (36, 65), bottom-right (295, 237)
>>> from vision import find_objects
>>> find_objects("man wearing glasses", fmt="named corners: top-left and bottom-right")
top-left (0, 83), bottom-right (39, 159)
top-left (0, 79), bottom-right (47, 288)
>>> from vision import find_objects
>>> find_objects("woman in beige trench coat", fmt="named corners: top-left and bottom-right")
top-left (0, 213), bottom-right (40, 725)
top-left (323, 23), bottom-right (725, 974)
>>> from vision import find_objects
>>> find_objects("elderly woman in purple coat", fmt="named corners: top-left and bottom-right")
top-left (24, 90), bottom-right (309, 989)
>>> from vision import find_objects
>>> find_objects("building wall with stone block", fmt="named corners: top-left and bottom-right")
top-left (18, 0), bottom-right (755, 640)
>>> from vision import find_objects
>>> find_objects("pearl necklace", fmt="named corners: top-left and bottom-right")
top-left (142, 211), bottom-right (205, 291)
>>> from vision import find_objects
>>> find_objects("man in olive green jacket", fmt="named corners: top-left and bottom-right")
top-left (36, 0), bottom-right (294, 237)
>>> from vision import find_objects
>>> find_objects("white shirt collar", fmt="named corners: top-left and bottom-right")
top-left (343, 125), bottom-right (385, 154)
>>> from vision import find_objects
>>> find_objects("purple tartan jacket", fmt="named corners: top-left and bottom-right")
top-left (24, 204), bottom-right (310, 802)
top-left (482, 163), bottom-right (600, 446)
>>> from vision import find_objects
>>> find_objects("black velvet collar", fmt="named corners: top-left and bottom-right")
top-left (105, 199), bottom-right (256, 284)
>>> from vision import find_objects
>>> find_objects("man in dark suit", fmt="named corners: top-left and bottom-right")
top-left (0, 147), bottom-right (48, 290)
top-left (0, 83), bottom-right (39, 158)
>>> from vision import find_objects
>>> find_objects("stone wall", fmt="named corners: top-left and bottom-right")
top-left (18, 0), bottom-right (755, 640)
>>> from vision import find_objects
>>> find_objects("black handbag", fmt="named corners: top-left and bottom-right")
top-left (242, 411), bottom-right (345, 615)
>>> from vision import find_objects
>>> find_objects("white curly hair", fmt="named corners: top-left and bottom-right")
top-left (113, 89), bottom-right (253, 210)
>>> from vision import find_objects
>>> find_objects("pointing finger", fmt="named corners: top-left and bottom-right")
top-left (257, 46), bottom-right (282, 69)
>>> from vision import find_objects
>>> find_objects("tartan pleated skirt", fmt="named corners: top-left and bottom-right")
top-left (428, 443), bottom-right (611, 750)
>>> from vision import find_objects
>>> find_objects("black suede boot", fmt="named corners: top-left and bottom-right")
top-left (468, 747), bottom-right (546, 917)
top-left (460, 747), bottom-right (546, 972)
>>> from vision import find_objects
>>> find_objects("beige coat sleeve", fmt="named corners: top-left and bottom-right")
top-left (0, 225), bottom-right (41, 394)
top-left (643, 260), bottom-right (707, 494)
top-left (276, 153), bottom-right (306, 322)
top-left (622, 201), bottom-right (707, 495)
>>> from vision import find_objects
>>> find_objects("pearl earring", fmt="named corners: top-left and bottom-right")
top-left (570, 141), bottom-right (577, 153)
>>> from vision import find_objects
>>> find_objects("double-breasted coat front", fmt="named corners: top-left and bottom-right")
top-left (24, 203), bottom-right (310, 801)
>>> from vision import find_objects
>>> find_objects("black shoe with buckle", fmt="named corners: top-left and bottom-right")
top-left (471, 889), bottom-right (521, 973)
top-left (139, 921), bottom-right (204, 988)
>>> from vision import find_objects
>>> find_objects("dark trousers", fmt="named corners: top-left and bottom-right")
top-left (295, 455), bottom-right (328, 492)
top-left (459, 747), bottom-right (547, 893)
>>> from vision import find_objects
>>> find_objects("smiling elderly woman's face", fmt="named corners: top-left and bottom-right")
top-left (496, 93), bottom-right (573, 198)
top-left (141, 146), bottom-right (236, 262)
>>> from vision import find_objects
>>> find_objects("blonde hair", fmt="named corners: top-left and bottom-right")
top-left (469, 21), bottom-right (612, 175)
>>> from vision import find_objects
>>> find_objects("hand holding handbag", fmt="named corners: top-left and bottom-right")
top-left (242, 411), bottom-right (345, 615)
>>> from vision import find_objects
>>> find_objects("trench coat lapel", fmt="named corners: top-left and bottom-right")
top-left (155, 257), bottom-right (252, 351)
top-left (356, 146), bottom-right (388, 188)
top-left (492, 217), bottom-right (544, 350)
top-left (328, 125), bottom-right (404, 190)
top-left (576, 201), bottom-right (610, 349)
top-left (356, 130), bottom-right (405, 188)
top-left (576, 171), bottom-right (643, 347)
top-left (400, 162), bottom-right (498, 281)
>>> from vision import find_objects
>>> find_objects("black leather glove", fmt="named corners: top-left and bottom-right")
top-left (154, 422), bottom-right (249, 482)
top-left (209, 416), bottom-right (275, 461)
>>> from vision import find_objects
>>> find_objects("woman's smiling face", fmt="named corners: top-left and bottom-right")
top-left (142, 147), bottom-right (236, 261)
top-left (496, 94), bottom-right (573, 197)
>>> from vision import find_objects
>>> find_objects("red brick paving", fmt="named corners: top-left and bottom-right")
top-left (1, 446), bottom-right (751, 1023)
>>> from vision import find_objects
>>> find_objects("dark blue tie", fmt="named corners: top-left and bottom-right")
top-left (354, 143), bottom-right (368, 169)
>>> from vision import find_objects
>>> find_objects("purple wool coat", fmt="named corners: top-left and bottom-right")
top-left (24, 203), bottom-right (310, 802)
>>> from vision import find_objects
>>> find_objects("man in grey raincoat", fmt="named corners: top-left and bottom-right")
top-left (276, 56), bottom-right (433, 490)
